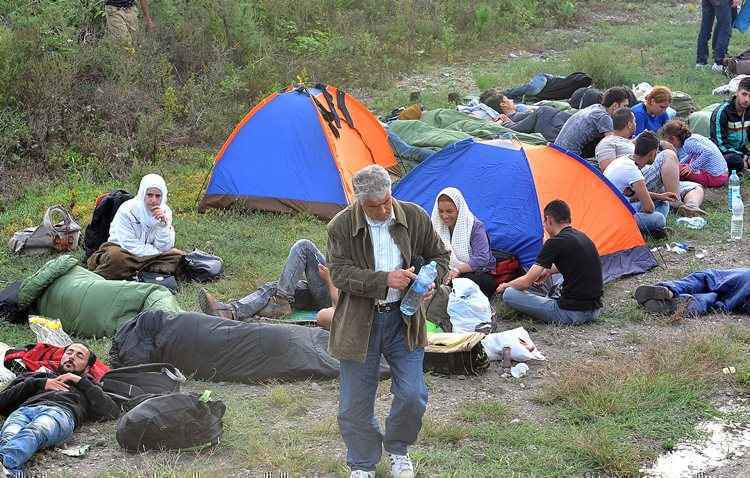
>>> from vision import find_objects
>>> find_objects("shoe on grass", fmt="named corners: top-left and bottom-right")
top-left (257, 295), bottom-right (292, 319)
top-left (677, 204), bottom-right (708, 218)
top-left (388, 453), bottom-right (414, 478)
top-left (649, 227), bottom-right (673, 240)
top-left (350, 471), bottom-right (375, 478)
top-left (695, 63), bottom-right (708, 69)
top-left (712, 63), bottom-right (725, 73)
top-left (197, 288), bottom-right (236, 320)
top-left (635, 285), bottom-right (673, 305)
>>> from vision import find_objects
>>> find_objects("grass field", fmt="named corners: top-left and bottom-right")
top-left (2, 1), bottom-right (750, 477)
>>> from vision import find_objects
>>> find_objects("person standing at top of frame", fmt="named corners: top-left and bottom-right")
top-left (105, 0), bottom-right (155, 47)
top-left (696, 0), bottom-right (741, 73)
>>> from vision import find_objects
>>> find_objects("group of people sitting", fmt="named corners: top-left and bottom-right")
top-left (4, 156), bottom-right (749, 477)
top-left (461, 80), bottom-right (750, 240)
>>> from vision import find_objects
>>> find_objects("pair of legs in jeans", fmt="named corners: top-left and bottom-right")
top-left (338, 308), bottom-right (427, 473)
top-left (232, 240), bottom-right (334, 319)
top-left (696, 0), bottom-right (736, 66)
top-left (0, 405), bottom-right (75, 476)
top-left (502, 286), bottom-right (600, 325)
top-left (633, 200), bottom-right (670, 236)
top-left (658, 268), bottom-right (750, 315)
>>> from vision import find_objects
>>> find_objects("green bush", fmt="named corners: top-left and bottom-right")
top-left (569, 44), bottom-right (642, 89)
top-left (0, 0), bottom-right (586, 188)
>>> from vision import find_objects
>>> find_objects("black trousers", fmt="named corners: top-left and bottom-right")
top-left (460, 271), bottom-right (497, 299)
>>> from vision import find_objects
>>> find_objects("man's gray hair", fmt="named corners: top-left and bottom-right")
top-left (352, 165), bottom-right (392, 201)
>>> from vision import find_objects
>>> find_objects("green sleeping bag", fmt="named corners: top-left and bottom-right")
top-left (18, 255), bottom-right (182, 338)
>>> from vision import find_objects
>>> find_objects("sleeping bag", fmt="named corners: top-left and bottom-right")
top-left (110, 309), bottom-right (389, 383)
top-left (17, 255), bottom-right (182, 337)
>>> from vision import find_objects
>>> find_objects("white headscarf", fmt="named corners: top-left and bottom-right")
top-left (431, 187), bottom-right (475, 267)
top-left (136, 173), bottom-right (169, 228)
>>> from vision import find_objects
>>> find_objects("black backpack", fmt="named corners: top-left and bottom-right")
top-left (0, 282), bottom-right (27, 324)
top-left (568, 87), bottom-right (603, 109)
top-left (83, 190), bottom-right (133, 261)
top-left (535, 72), bottom-right (593, 101)
top-left (100, 363), bottom-right (185, 411)
top-left (116, 393), bottom-right (226, 452)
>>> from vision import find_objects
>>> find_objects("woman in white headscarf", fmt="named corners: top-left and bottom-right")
top-left (88, 173), bottom-right (185, 280)
top-left (431, 187), bottom-right (496, 297)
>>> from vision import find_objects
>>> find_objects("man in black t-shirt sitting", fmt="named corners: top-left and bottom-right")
top-left (496, 200), bottom-right (604, 325)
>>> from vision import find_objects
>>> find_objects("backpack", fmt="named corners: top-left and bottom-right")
top-left (0, 281), bottom-right (27, 324)
top-left (180, 249), bottom-right (224, 283)
top-left (534, 72), bottom-right (593, 101)
top-left (568, 87), bottom-right (602, 109)
top-left (671, 91), bottom-right (698, 119)
top-left (83, 190), bottom-right (133, 261)
top-left (100, 363), bottom-right (186, 410)
top-left (490, 250), bottom-right (523, 286)
top-left (8, 206), bottom-right (81, 256)
top-left (116, 392), bottom-right (226, 452)
top-left (725, 49), bottom-right (750, 76)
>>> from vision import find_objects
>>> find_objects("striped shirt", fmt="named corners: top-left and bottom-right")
top-left (678, 134), bottom-right (728, 176)
top-left (365, 211), bottom-right (404, 303)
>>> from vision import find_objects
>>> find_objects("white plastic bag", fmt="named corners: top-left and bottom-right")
top-left (481, 327), bottom-right (546, 362)
top-left (447, 278), bottom-right (492, 333)
top-left (29, 316), bottom-right (73, 347)
top-left (0, 342), bottom-right (17, 382)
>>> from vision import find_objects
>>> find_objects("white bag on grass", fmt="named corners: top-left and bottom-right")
top-left (481, 327), bottom-right (546, 362)
top-left (447, 278), bottom-right (492, 333)
top-left (0, 343), bottom-right (16, 382)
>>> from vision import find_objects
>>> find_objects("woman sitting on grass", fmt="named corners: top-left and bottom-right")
top-left (632, 86), bottom-right (672, 135)
top-left (661, 119), bottom-right (729, 188)
top-left (431, 187), bottom-right (496, 298)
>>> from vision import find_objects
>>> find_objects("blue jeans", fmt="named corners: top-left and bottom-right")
top-left (502, 287), bottom-right (600, 325)
top-left (633, 200), bottom-right (670, 234)
top-left (503, 73), bottom-right (549, 101)
top-left (659, 268), bottom-right (750, 315)
top-left (0, 405), bottom-right (75, 474)
top-left (697, 0), bottom-right (735, 65)
top-left (234, 240), bottom-right (330, 318)
top-left (337, 308), bottom-right (427, 472)
top-left (387, 130), bottom-right (434, 165)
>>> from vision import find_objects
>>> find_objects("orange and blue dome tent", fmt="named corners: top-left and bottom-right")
top-left (393, 139), bottom-right (657, 282)
top-left (199, 84), bottom-right (396, 219)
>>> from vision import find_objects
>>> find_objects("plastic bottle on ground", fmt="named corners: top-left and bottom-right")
top-left (728, 170), bottom-right (740, 211)
top-left (400, 261), bottom-right (438, 316)
top-left (731, 195), bottom-right (744, 241)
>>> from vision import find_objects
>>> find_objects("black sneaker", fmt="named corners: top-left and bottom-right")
top-left (634, 285), bottom-right (673, 305)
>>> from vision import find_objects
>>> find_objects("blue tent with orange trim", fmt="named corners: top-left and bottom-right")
top-left (199, 84), bottom-right (396, 218)
top-left (393, 139), bottom-right (657, 283)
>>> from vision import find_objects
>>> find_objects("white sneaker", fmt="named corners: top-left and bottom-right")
top-left (695, 63), bottom-right (708, 69)
top-left (712, 63), bottom-right (725, 73)
top-left (350, 470), bottom-right (375, 478)
top-left (388, 453), bottom-right (415, 478)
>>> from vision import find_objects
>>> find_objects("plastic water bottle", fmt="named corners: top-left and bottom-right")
top-left (728, 170), bottom-right (740, 211)
top-left (400, 261), bottom-right (438, 316)
top-left (731, 195), bottom-right (744, 241)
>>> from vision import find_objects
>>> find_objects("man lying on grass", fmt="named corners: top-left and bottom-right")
top-left (0, 343), bottom-right (118, 478)
top-left (635, 268), bottom-right (750, 317)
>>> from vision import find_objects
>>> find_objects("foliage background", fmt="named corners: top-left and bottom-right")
top-left (0, 0), bottom-right (580, 197)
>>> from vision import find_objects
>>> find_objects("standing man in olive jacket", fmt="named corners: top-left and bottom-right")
top-left (327, 165), bottom-right (449, 478)
top-left (0, 343), bottom-right (119, 478)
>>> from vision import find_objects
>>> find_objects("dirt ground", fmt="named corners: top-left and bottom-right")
top-left (23, 224), bottom-right (750, 477)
